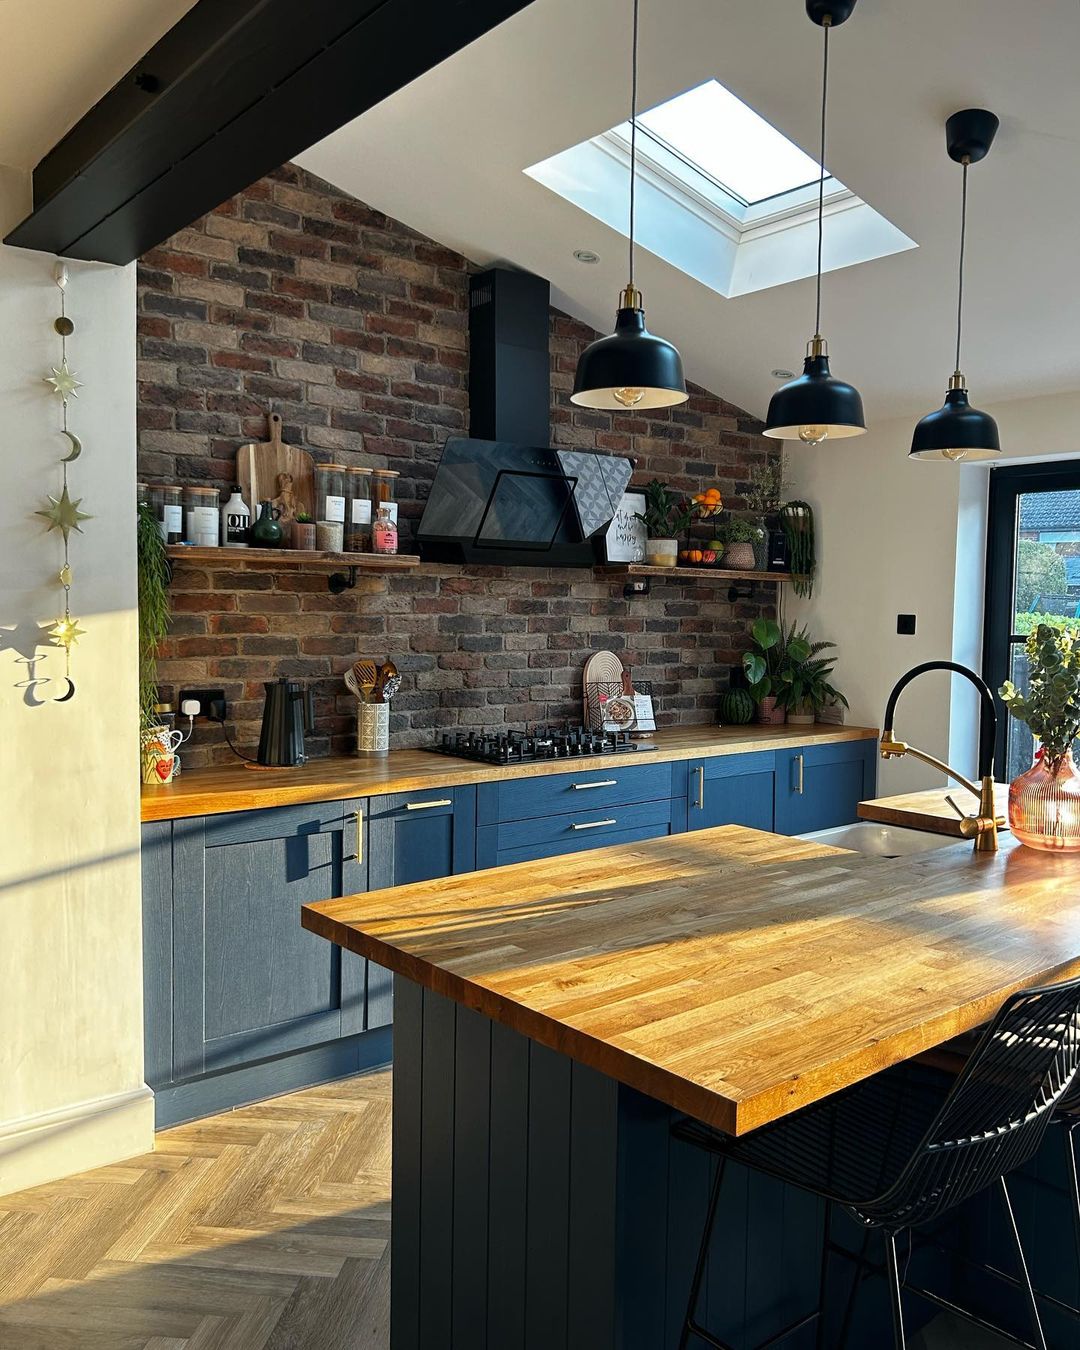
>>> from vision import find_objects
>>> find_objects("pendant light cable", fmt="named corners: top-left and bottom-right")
top-left (955, 160), bottom-right (969, 375)
top-left (628, 0), bottom-right (639, 292)
top-left (814, 20), bottom-right (830, 339)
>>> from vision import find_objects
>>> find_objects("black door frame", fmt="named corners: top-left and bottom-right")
top-left (982, 459), bottom-right (1080, 771)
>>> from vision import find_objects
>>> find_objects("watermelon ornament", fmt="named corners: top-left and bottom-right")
top-left (719, 687), bottom-right (754, 726)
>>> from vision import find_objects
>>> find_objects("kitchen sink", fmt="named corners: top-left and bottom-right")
top-left (800, 822), bottom-right (964, 858)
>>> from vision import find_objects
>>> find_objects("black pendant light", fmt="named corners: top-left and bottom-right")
top-left (571, 0), bottom-right (687, 411)
top-left (910, 109), bottom-right (1001, 462)
top-left (765, 0), bottom-right (865, 446)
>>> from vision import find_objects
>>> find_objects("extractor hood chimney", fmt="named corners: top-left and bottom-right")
top-left (469, 266), bottom-right (550, 445)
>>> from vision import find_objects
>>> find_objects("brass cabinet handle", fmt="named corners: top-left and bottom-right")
top-left (571, 819), bottom-right (617, 831)
top-left (693, 764), bottom-right (705, 810)
top-left (405, 798), bottom-right (453, 810)
top-left (795, 754), bottom-right (805, 795)
top-left (343, 807), bottom-right (363, 862)
top-left (572, 779), bottom-right (618, 790)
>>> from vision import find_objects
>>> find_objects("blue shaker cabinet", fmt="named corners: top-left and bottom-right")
top-left (683, 752), bottom-right (776, 834)
top-left (772, 739), bottom-right (878, 836)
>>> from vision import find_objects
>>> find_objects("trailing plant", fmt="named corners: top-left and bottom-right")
top-left (745, 458), bottom-right (788, 518)
top-left (636, 479), bottom-right (695, 539)
top-left (1000, 623), bottom-right (1080, 769)
top-left (779, 500), bottom-right (816, 598)
top-left (773, 623), bottom-right (848, 714)
top-left (742, 618), bottom-right (784, 701)
top-left (137, 499), bottom-right (171, 733)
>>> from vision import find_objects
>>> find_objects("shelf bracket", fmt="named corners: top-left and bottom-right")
top-left (727, 582), bottom-right (754, 603)
top-left (623, 578), bottom-right (651, 600)
top-left (328, 565), bottom-right (358, 594)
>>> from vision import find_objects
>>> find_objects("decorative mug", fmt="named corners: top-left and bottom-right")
top-left (141, 725), bottom-right (183, 784)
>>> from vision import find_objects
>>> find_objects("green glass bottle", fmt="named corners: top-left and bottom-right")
top-left (251, 500), bottom-right (283, 547)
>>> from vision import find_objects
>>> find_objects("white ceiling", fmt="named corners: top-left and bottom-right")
top-left (298, 0), bottom-right (1080, 424)
top-left (0, 0), bottom-right (194, 169)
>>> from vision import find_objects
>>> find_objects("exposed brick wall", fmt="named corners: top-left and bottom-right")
top-left (138, 165), bottom-right (780, 766)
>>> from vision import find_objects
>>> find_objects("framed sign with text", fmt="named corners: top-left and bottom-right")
top-left (604, 491), bottom-right (647, 563)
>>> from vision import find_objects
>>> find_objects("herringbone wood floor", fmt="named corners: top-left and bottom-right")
top-left (0, 1069), bottom-right (391, 1349)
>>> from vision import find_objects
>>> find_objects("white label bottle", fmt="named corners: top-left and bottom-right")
top-left (221, 489), bottom-right (250, 547)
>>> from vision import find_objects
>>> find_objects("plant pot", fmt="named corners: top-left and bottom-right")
top-left (1008, 748), bottom-right (1080, 851)
top-left (292, 523), bottom-right (316, 550)
top-left (816, 698), bottom-right (846, 726)
top-left (646, 538), bottom-right (678, 568)
top-left (756, 696), bottom-right (785, 725)
top-left (722, 541), bottom-right (757, 570)
top-left (785, 704), bottom-right (815, 726)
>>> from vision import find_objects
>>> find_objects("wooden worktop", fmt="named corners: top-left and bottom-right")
top-left (141, 722), bottom-right (878, 822)
top-left (858, 782), bottom-right (1010, 836)
top-left (302, 826), bottom-right (1080, 1136)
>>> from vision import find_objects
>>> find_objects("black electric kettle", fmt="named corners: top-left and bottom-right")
top-left (257, 677), bottom-right (314, 767)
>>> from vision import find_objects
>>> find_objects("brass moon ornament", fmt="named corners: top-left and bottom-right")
top-left (59, 430), bottom-right (82, 462)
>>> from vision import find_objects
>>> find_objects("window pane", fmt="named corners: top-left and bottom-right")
top-left (1005, 644), bottom-right (1034, 783)
top-left (1014, 488), bottom-right (1080, 626)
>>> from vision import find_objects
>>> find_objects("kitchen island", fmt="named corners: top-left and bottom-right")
top-left (303, 824), bottom-right (1080, 1349)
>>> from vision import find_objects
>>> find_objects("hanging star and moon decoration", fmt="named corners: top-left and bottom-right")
top-left (36, 484), bottom-right (92, 541)
top-left (34, 261), bottom-right (89, 698)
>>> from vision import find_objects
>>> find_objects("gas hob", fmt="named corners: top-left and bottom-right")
top-left (426, 726), bottom-right (655, 767)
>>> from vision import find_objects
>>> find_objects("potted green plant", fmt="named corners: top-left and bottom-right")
top-left (637, 480), bottom-right (694, 568)
top-left (773, 624), bottom-right (848, 726)
top-left (1000, 623), bottom-right (1080, 850)
top-left (742, 618), bottom-right (786, 724)
top-left (778, 500), bottom-right (816, 597)
top-left (745, 458), bottom-right (787, 569)
top-left (293, 510), bottom-right (316, 550)
top-left (714, 517), bottom-right (765, 570)
top-left (137, 499), bottom-right (176, 783)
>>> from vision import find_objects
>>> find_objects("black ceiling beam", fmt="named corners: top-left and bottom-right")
top-left (5, 0), bottom-right (533, 265)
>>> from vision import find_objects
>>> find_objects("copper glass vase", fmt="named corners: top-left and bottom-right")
top-left (1008, 747), bottom-right (1080, 852)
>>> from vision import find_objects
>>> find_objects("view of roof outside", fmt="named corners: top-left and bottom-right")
top-left (637, 79), bottom-right (828, 206)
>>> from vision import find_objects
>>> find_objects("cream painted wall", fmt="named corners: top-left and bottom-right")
top-left (786, 388), bottom-right (1080, 795)
top-left (0, 164), bottom-right (151, 1194)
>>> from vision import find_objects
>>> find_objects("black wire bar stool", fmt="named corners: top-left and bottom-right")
top-left (672, 974), bottom-right (1080, 1350)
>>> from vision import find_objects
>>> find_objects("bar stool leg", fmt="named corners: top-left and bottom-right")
top-left (814, 1199), bottom-right (832, 1350)
top-left (999, 1176), bottom-right (1047, 1350)
top-left (884, 1231), bottom-right (908, 1350)
top-left (1066, 1124), bottom-right (1080, 1289)
top-left (679, 1157), bottom-right (727, 1350)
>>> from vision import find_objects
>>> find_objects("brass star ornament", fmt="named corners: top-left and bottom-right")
top-left (36, 484), bottom-right (92, 541)
top-left (44, 359), bottom-right (82, 400)
top-left (49, 615), bottom-right (86, 650)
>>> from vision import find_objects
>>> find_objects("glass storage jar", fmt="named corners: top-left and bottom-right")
top-left (183, 485), bottom-right (220, 546)
top-left (160, 484), bottom-right (183, 544)
top-left (370, 470), bottom-right (399, 552)
top-left (314, 463), bottom-right (346, 552)
top-left (372, 503), bottom-right (399, 555)
top-left (346, 467), bottom-right (373, 552)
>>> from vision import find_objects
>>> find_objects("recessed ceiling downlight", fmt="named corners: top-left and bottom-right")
top-left (771, 369), bottom-right (795, 380)
top-left (574, 249), bottom-right (601, 264)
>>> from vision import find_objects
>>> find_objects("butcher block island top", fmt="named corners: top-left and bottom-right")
top-left (303, 825), bottom-right (1080, 1136)
top-left (141, 722), bottom-right (877, 821)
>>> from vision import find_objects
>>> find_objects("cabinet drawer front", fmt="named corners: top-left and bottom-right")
top-left (491, 821), bottom-right (675, 867)
top-left (488, 797), bottom-right (674, 852)
top-left (369, 788), bottom-right (458, 820)
top-left (203, 801), bottom-right (342, 846)
top-left (703, 751), bottom-right (775, 780)
top-left (478, 761), bottom-right (673, 824)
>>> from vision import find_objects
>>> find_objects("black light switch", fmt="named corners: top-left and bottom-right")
top-left (897, 614), bottom-right (917, 636)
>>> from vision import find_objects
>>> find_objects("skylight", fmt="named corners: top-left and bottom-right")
top-left (636, 80), bottom-right (823, 206)
top-left (524, 79), bottom-right (915, 300)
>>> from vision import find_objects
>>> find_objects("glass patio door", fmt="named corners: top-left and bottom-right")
top-left (983, 462), bottom-right (1080, 780)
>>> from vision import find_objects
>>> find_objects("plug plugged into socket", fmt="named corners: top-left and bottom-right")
top-left (178, 688), bottom-right (227, 721)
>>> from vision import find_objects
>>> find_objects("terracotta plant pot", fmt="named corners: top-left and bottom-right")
top-left (756, 696), bottom-right (785, 725)
top-left (292, 523), bottom-right (316, 549)
top-left (722, 541), bottom-right (757, 570)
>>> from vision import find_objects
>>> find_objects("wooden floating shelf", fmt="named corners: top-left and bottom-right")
top-left (596, 564), bottom-right (793, 583)
top-left (166, 546), bottom-right (420, 571)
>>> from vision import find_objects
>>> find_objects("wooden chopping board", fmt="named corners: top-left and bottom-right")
top-left (237, 412), bottom-right (315, 530)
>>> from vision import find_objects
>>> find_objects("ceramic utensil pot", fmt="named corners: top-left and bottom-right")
top-left (257, 677), bottom-right (313, 766)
